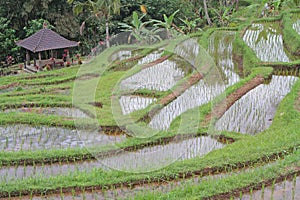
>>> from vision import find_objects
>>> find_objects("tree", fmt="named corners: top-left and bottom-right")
top-left (0, 17), bottom-right (19, 61)
top-left (68, 0), bottom-right (121, 48)
top-left (203, 0), bottom-right (212, 26)
top-left (23, 19), bottom-right (54, 37)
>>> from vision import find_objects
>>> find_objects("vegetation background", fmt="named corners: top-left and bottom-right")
top-left (0, 0), bottom-right (299, 62)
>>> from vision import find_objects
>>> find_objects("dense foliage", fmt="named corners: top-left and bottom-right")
top-left (0, 0), bottom-right (299, 62)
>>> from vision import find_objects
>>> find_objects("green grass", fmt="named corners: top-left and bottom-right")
top-left (283, 13), bottom-right (300, 56)
top-left (134, 149), bottom-right (300, 200)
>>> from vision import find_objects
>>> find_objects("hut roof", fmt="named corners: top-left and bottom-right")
top-left (16, 28), bottom-right (78, 53)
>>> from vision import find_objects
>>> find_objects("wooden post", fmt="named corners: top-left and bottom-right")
top-left (26, 51), bottom-right (30, 66)
top-left (38, 52), bottom-right (42, 61)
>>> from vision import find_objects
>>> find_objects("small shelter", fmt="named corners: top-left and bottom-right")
top-left (16, 27), bottom-right (78, 69)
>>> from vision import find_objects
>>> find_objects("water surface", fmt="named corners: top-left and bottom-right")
top-left (243, 23), bottom-right (290, 62)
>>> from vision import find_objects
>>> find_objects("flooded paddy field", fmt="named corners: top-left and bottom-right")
top-left (150, 31), bottom-right (241, 130)
top-left (238, 175), bottom-right (300, 200)
top-left (137, 50), bottom-right (163, 65)
top-left (31, 169), bottom-right (238, 200)
top-left (292, 14), bottom-right (300, 35)
top-left (0, 136), bottom-right (223, 181)
top-left (110, 50), bottom-right (132, 61)
top-left (29, 161), bottom-right (279, 200)
top-left (215, 75), bottom-right (298, 135)
top-left (119, 95), bottom-right (157, 115)
top-left (0, 125), bottom-right (124, 151)
top-left (2, 107), bottom-right (90, 118)
top-left (101, 136), bottom-right (224, 172)
top-left (174, 38), bottom-right (200, 66)
top-left (120, 59), bottom-right (186, 91)
top-left (1, 9), bottom-right (300, 199)
top-left (243, 22), bottom-right (290, 62)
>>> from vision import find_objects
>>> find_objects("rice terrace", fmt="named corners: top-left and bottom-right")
top-left (0, 0), bottom-right (300, 199)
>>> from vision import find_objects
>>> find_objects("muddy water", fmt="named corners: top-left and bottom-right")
top-left (238, 175), bottom-right (300, 200)
top-left (3, 107), bottom-right (89, 118)
top-left (150, 31), bottom-right (240, 130)
top-left (120, 59), bottom-right (185, 91)
top-left (243, 23), bottom-right (290, 62)
top-left (119, 95), bottom-right (157, 115)
top-left (0, 125), bottom-right (124, 151)
top-left (215, 75), bottom-right (298, 135)
top-left (110, 50), bottom-right (132, 61)
top-left (0, 136), bottom-right (223, 181)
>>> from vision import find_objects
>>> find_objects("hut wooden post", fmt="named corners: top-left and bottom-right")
top-left (26, 51), bottom-right (30, 66)
top-left (16, 28), bottom-right (78, 70)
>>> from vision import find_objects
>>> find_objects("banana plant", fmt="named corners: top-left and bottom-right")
top-left (150, 9), bottom-right (180, 39)
top-left (118, 11), bottom-right (161, 44)
top-left (211, 6), bottom-right (231, 26)
top-left (179, 18), bottom-right (203, 34)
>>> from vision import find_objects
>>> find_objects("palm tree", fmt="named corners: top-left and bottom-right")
top-left (67, 0), bottom-right (121, 48)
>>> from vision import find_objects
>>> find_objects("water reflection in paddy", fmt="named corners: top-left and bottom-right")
top-left (137, 51), bottom-right (163, 65)
top-left (150, 31), bottom-right (240, 130)
top-left (215, 75), bottom-right (298, 135)
top-left (238, 175), bottom-right (300, 200)
top-left (120, 59), bottom-right (185, 91)
top-left (119, 95), bottom-right (157, 115)
top-left (110, 50), bottom-right (132, 61)
top-left (101, 136), bottom-right (224, 172)
top-left (293, 19), bottom-right (300, 35)
top-left (4, 107), bottom-right (89, 118)
top-left (0, 136), bottom-right (223, 181)
top-left (243, 23), bottom-right (290, 62)
top-left (0, 125), bottom-right (124, 151)
top-left (174, 38), bottom-right (199, 66)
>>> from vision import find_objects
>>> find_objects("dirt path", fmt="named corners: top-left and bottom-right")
top-left (159, 72), bottom-right (203, 105)
top-left (141, 55), bottom-right (170, 69)
top-left (0, 82), bottom-right (19, 90)
top-left (204, 75), bottom-right (264, 124)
